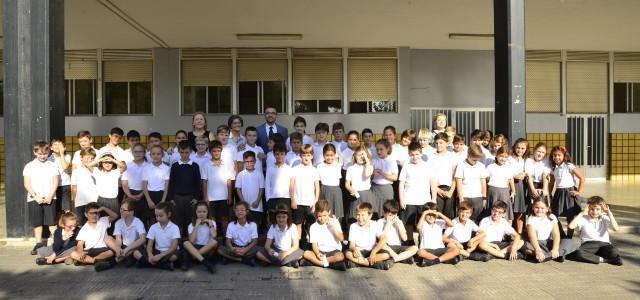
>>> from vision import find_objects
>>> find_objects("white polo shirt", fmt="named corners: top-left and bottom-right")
top-left (267, 224), bottom-right (299, 252)
top-left (22, 159), bottom-right (59, 202)
top-left (389, 143), bottom-right (408, 166)
top-left (340, 148), bottom-right (355, 170)
top-left (142, 162), bottom-right (170, 192)
top-left (292, 164), bottom-right (320, 206)
top-left (287, 134), bottom-right (314, 151)
top-left (188, 222), bottom-right (216, 246)
top-left (70, 166), bottom-right (98, 207)
top-left (226, 221), bottom-right (258, 247)
top-left (399, 161), bottom-right (433, 205)
top-left (71, 147), bottom-right (97, 169)
top-left (235, 169), bottom-right (265, 212)
top-left (122, 161), bottom-right (147, 191)
top-left (93, 168), bottom-right (121, 198)
top-left (265, 164), bottom-right (294, 200)
top-left (313, 142), bottom-right (339, 167)
top-left (48, 154), bottom-right (71, 186)
top-left (575, 215), bottom-right (611, 243)
top-left (420, 219), bottom-right (447, 250)
top-left (479, 216), bottom-right (515, 242)
top-left (191, 152), bottom-right (212, 172)
top-left (428, 152), bottom-right (456, 187)
top-left (486, 162), bottom-right (512, 188)
top-left (348, 221), bottom-right (383, 251)
top-left (309, 222), bottom-right (343, 252)
top-left (201, 161), bottom-right (233, 201)
top-left (285, 151), bottom-right (302, 168)
top-left (454, 160), bottom-right (488, 198)
top-left (552, 163), bottom-right (577, 189)
top-left (444, 217), bottom-right (480, 243)
top-left (525, 157), bottom-right (551, 183)
top-left (527, 214), bottom-right (558, 241)
top-left (145, 150), bottom-right (171, 166)
top-left (346, 164), bottom-right (372, 192)
top-left (378, 218), bottom-right (404, 246)
top-left (221, 145), bottom-right (238, 180)
top-left (317, 162), bottom-right (342, 187)
top-left (77, 216), bottom-right (111, 249)
top-left (114, 217), bottom-right (146, 246)
top-left (372, 156), bottom-right (398, 185)
top-left (147, 221), bottom-right (181, 252)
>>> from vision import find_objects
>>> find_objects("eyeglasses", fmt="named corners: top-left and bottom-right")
top-left (244, 160), bottom-right (256, 163)
top-left (120, 208), bottom-right (131, 212)
top-left (87, 211), bottom-right (100, 215)
top-left (196, 144), bottom-right (207, 147)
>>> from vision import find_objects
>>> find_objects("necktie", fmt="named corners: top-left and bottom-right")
top-left (269, 126), bottom-right (274, 137)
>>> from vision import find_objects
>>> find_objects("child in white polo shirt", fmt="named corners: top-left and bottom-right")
top-left (202, 140), bottom-right (233, 236)
top-left (285, 132), bottom-right (303, 167)
top-left (455, 144), bottom-right (488, 222)
top-left (256, 204), bottom-right (304, 267)
top-left (139, 202), bottom-right (181, 270)
top-left (301, 200), bottom-right (346, 270)
top-left (444, 201), bottom-right (487, 261)
top-left (106, 199), bottom-right (146, 267)
top-left (379, 200), bottom-right (418, 264)
top-left (236, 151), bottom-right (266, 231)
top-left (182, 201), bottom-right (218, 273)
top-left (416, 202), bottom-right (459, 266)
top-left (345, 202), bottom-right (393, 270)
top-left (70, 202), bottom-right (119, 272)
top-left (291, 144), bottom-right (320, 240)
top-left (218, 201), bottom-right (259, 266)
top-left (23, 141), bottom-right (60, 255)
top-left (399, 142), bottom-right (438, 241)
top-left (265, 144), bottom-right (294, 212)
top-left (478, 200), bottom-right (524, 260)
top-left (235, 126), bottom-right (265, 173)
top-left (569, 196), bottom-right (622, 265)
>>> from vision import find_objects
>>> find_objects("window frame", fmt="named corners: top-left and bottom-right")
top-left (103, 81), bottom-right (153, 116)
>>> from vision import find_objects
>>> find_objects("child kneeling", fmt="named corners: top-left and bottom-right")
top-left (256, 204), bottom-right (304, 267)
top-left (182, 201), bottom-right (218, 273)
top-left (301, 200), bottom-right (346, 270)
top-left (217, 201), bottom-right (259, 266)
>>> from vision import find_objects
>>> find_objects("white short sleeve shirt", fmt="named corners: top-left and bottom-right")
top-left (420, 219), bottom-right (447, 250)
top-left (235, 169), bottom-right (265, 212)
top-left (77, 216), bottom-right (111, 249)
top-left (527, 214), bottom-right (558, 241)
top-left (346, 164), bottom-right (372, 192)
top-left (70, 166), bottom-right (99, 207)
top-left (48, 154), bottom-right (71, 186)
top-left (93, 168), bottom-right (121, 198)
top-left (142, 163), bottom-right (170, 192)
top-left (378, 219), bottom-right (404, 246)
top-left (525, 157), bottom-right (551, 183)
top-left (348, 221), bottom-right (383, 251)
top-left (225, 221), bottom-right (258, 247)
top-left (188, 222), bottom-right (216, 246)
top-left (444, 217), bottom-right (480, 243)
top-left (372, 156), bottom-right (398, 185)
top-left (293, 164), bottom-right (320, 206)
top-left (267, 224), bottom-right (299, 252)
top-left (265, 164), bottom-right (293, 200)
top-left (23, 160), bottom-right (59, 202)
top-left (317, 162), bottom-right (342, 187)
top-left (309, 222), bottom-right (343, 252)
top-left (454, 160), bottom-right (488, 198)
top-left (399, 162), bottom-right (433, 205)
top-left (122, 161), bottom-right (148, 191)
top-left (552, 163), bottom-right (577, 189)
top-left (486, 163), bottom-right (512, 188)
top-left (114, 217), bottom-right (147, 246)
top-left (147, 221), bottom-right (181, 252)
top-left (428, 152), bottom-right (456, 187)
top-left (201, 161), bottom-right (233, 201)
top-left (479, 216), bottom-right (515, 242)
top-left (575, 215), bottom-right (611, 243)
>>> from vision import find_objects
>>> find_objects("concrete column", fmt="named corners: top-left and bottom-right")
top-left (493, 0), bottom-right (526, 141)
top-left (3, 0), bottom-right (65, 237)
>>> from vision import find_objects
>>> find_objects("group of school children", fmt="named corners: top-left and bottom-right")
top-left (24, 112), bottom-right (623, 273)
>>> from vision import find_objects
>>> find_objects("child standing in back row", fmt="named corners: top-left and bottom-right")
top-left (485, 145), bottom-right (516, 222)
top-left (549, 145), bottom-right (586, 238)
top-left (345, 146), bottom-right (376, 222)
top-left (455, 144), bottom-right (488, 222)
top-left (290, 145), bottom-right (320, 240)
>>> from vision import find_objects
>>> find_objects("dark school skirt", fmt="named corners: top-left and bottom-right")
top-left (320, 185), bottom-right (344, 218)
top-left (512, 179), bottom-right (527, 214)
top-left (371, 183), bottom-right (393, 217)
top-left (349, 189), bottom-right (376, 219)
top-left (552, 187), bottom-right (583, 218)
top-left (487, 186), bottom-right (513, 220)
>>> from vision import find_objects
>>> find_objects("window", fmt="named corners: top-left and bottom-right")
top-left (64, 79), bottom-right (97, 115)
top-left (613, 60), bottom-right (640, 113)
top-left (347, 48), bottom-right (397, 113)
top-left (103, 60), bottom-right (153, 115)
top-left (566, 51), bottom-right (609, 114)
top-left (293, 50), bottom-right (343, 113)
top-left (237, 59), bottom-right (287, 114)
top-left (182, 59), bottom-right (232, 114)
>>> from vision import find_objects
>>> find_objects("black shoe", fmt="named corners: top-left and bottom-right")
top-left (289, 261), bottom-right (299, 269)
top-left (372, 261), bottom-right (385, 270)
top-left (124, 256), bottom-right (136, 268)
top-left (202, 260), bottom-right (216, 274)
top-left (35, 257), bottom-right (48, 265)
top-left (160, 261), bottom-right (174, 271)
top-left (299, 259), bottom-right (314, 267)
top-left (468, 252), bottom-right (491, 262)
top-left (329, 261), bottom-right (347, 271)
top-left (482, 254), bottom-right (493, 262)
top-left (94, 261), bottom-right (113, 272)
top-left (555, 256), bottom-right (565, 263)
top-left (74, 260), bottom-right (83, 267)
top-left (608, 257), bottom-right (623, 266)
top-left (30, 243), bottom-right (43, 255)
top-left (221, 257), bottom-right (230, 265)
top-left (345, 261), bottom-right (359, 269)
top-left (241, 257), bottom-right (255, 267)
top-left (383, 260), bottom-right (394, 270)
top-left (402, 257), bottom-right (415, 265)
top-left (445, 256), bottom-right (460, 265)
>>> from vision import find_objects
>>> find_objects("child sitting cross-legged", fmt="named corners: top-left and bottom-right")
top-left (256, 204), bottom-right (304, 268)
top-left (70, 203), bottom-right (119, 272)
top-left (378, 200), bottom-right (418, 264)
top-left (444, 201), bottom-right (488, 261)
top-left (416, 202), bottom-right (460, 266)
top-left (477, 200), bottom-right (525, 260)
top-left (301, 200), bottom-right (346, 270)
top-left (345, 202), bottom-right (393, 270)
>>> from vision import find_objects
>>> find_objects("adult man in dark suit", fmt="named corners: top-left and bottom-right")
top-left (256, 106), bottom-right (288, 153)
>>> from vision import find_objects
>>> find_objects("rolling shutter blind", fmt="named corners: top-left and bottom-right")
top-left (348, 59), bottom-right (397, 102)
top-left (567, 62), bottom-right (608, 113)
top-left (182, 60), bottom-right (232, 86)
top-left (103, 61), bottom-right (152, 82)
top-left (237, 59), bottom-right (287, 81)
top-left (526, 61), bottom-right (561, 112)
top-left (294, 59), bottom-right (342, 101)
top-left (64, 61), bottom-right (97, 80)
top-left (614, 62), bottom-right (640, 83)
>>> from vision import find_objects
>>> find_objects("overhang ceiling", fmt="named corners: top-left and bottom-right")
top-left (3, 0), bottom-right (640, 51)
